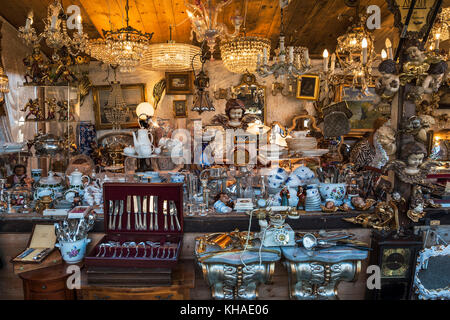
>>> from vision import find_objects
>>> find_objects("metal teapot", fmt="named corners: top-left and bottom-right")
top-left (32, 133), bottom-right (65, 156)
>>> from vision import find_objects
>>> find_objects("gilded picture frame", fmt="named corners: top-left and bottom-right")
top-left (165, 72), bottom-right (194, 95)
top-left (92, 83), bottom-right (146, 130)
top-left (173, 99), bottom-right (188, 118)
top-left (336, 84), bottom-right (380, 136)
top-left (296, 74), bottom-right (320, 100)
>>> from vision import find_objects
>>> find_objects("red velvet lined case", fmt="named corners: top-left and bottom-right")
top-left (85, 183), bottom-right (184, 268)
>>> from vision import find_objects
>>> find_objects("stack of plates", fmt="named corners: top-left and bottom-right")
top-left (286, 137), bottom-right (317, 154)
top-left (259, 144), bottom-right (288, 159)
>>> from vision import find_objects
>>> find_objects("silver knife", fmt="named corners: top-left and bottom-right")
top-left (149, 196), bottom-right (154, 231)
top-left (170, 201), bottom-right (181, 231)
top-left (163, 200), bottom-right (168, 231)
top-left (117, 199), bottom-right (124, 230)
top-left (137, 195), bottom-right (143, 230)
top-left (108, 200), bottom-right (114, 230)
top-left (126, 195), bottom-right (132, 230)
top-left (153, 196), bottom-right (159, 231)
top-left (169, 201), bottom-right (175, 231)
top-left (112, 199), bottom-right (119, 230)
top-left (142, 196), bottom-right (148, 230)
top-left (133, 195), bottom-right (140, 230)
top-left (33, 248), bottom-right (52, 261)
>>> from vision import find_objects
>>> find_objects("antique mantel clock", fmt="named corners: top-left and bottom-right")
top-left (366, 231), bottom-right (422, 300)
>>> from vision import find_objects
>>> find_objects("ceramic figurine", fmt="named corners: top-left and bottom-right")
top-left (213, 192), bottom-right (234, 213)
top-left (304, 184), bottom-right (321, 211)
top-left (280, 187), bottom-right (290, 207)
top-left (51, 47), bottom-right (78, 84)
top-left (401, 115), bottom-right (435, 144)
top-left (349, 118), bottom-right (396, 171)
top-left (374, 59), bottom-right (400, 107)
top-left (23, 44), bottom-right (49, 85)
top-left (211, 99), bottom-right (258, 131)
top-left (296, 186), bottom-right (305, 210)
top-left (321, 200), bottom-right (338, 213)
top-left (71, 192), bottom-right (82, 209)
top-left (401, 45), bottom-right (430, 82)
top-left (46, 98), bottom-right (57, 120)
top-left (21, 98), bottom-right (44, 121)
top-left (383, 142), bottom-right (441, 221)
top-left (422, 61), bottom-right (448, 94)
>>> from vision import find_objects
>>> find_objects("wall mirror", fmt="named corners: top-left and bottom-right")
top-left (232, 73), bottom-right (266, 125)
top-left (288, 115), bottom-right (322, 137)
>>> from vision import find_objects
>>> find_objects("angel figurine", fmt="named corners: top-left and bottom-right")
top-left (46, 98), bottom-right (57, 120)
top-left (383, 142), bottom-right (441, 222)
top-left (211, 99), bottom-right (258, 131)
top-left (374, 59), bottom-right (400, 108)
top-left (21, 98), bottom-right (44, 121)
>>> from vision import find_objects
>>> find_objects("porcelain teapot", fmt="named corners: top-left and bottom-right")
top-left (34, 171), bottom-right (64, 199)
top-left (132, 128), bottom-right (154, 157)
top-left (67, 169), bottom-right (90, 196)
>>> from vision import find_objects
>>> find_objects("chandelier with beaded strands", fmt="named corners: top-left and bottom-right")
top-left (87, 0), bottom-right (153, 72)
top-left (220, 0), bottom-right (271, 74)
top-left (140, 26), bottom-right (202, 71)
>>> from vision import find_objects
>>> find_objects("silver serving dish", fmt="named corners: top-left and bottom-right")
top-left (33, 133), bottom-right (65, 156)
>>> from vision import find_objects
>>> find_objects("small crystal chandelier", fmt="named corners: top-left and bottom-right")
top-left (427, 7), bottom-right (450, 51)
top-left (256, 7), bottom-right (311, 79)
top-left (186, 0), bottom-right (243, 57)
top-left (0, 21), bottom-right (9, 93)
top-left (104, 76), bottom-right (128, 131)
top-left (192, 53), bottom-right (215, 114)
top-left (18, 0), bottom-right (88, 56)
top-left (141, 26), bottom-right (202, 71)
top-left (220, 0), bottom-right (270, 74)
top-left (87, 0), bottom-right (153, 72)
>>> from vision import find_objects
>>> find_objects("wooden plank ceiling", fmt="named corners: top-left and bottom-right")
top-left (0, 0), bottom-right (449, 59)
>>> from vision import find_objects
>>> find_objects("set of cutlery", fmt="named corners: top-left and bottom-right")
top-left (95, 240), bottom-right (180, 260)
top-left (107, 196), bottom-right (181, 232)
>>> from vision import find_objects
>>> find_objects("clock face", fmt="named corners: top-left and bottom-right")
top-left (381, 248), bottom-right (411, 278)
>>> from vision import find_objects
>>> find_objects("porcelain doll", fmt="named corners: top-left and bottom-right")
top-left (280, 187), bottom-right (290, 207)
top-left (211, 99), bottom-right (258, 131)
top-left (6, 165), bottom-right (32, 188)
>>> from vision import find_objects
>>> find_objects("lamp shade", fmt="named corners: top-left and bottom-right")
top-left (136, 102), bottom-right (155, 117)
top-left (141, 42), bottom-right (202, 71)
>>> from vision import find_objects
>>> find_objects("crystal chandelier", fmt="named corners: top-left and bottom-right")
top-left (186, 0), bottom-right (243, 57)
top-left (104, 80), bottom-right (128, 131)
top-left (0, 21), bottom-right (9, 93)
top-left (427, 7), bottom-right (450, 50)
top-left (256, 7), bottom-right (311, 79)
top-left (141, 27), bottom-right (202, 71)
top-left (332, 15), bottom-right (376, 90)
top-left (87, 0), bottom-right (153, 72)
top-left (220, 36), bottom-right (270, 73)
top-left (18, 0), bottom-right (88, 56)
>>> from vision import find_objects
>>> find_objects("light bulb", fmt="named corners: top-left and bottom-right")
top-left (323, 49), bottom-right (329, 58)
top-left (385, 38), bottom-right (392, 48)
top-left (381, 49), bottom-right (387, 59)
top-left (435, 33), bottom-right (441, 40)
top-left (362, 38), bottom-right (368, 48)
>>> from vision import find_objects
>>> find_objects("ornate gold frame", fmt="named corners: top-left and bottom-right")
top-left (93, 83), bottom-right (146, 130)
top-left (296, 74), bottom-right (320, 100)
top-left (287, 115), bottom-right (321, 135)
top-left (232, 73), bottom-right (267, 125)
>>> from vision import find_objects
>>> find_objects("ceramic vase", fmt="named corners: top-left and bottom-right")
top-left (304, 184), bottom-right (321, 211)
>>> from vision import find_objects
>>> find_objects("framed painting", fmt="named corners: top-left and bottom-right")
top-left (173, 100), bottom-right (188, 118)
top-left (296, 74), bottom-right (320, 100)
top-left (165, 72), bottom-right (194, 95)
top-left (93, 83), bottom-right (146, 130)
top-left (336, 85), bottom-right (381, 135)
